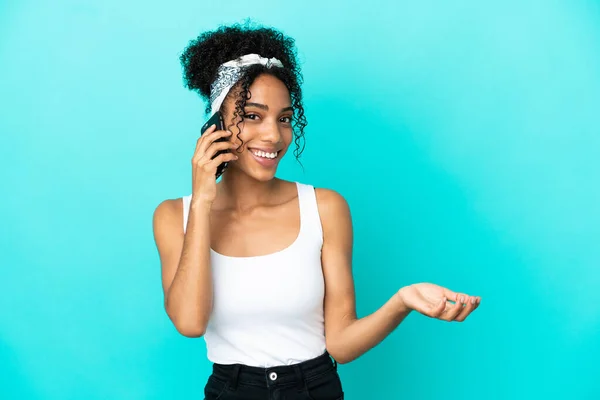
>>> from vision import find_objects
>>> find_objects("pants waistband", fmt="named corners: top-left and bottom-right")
top-left (211, 351), bottom-right (337, 390)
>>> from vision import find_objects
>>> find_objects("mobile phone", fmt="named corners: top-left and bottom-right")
top-left (200, 111), bottom-right (229, 179)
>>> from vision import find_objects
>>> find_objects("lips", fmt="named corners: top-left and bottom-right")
top-left (248, 147), bottom-right (280, 154)
top-left (250, 150), bottom-right (279, 168)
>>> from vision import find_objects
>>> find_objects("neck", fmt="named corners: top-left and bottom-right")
top-left (215, 169), bottom-right (280, 213)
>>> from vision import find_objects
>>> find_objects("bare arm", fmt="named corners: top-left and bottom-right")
top-left (318, 189), bottom-right (480, 364)
top-left (153, 125), bottom-right (237, 337)
top-left (317, 188), bottom-right (409, 364)
top-left (153, 198), bottom-right (213, 337)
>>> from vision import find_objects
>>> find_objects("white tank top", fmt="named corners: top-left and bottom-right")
top-left (182, 181), bottom-right (326, 367)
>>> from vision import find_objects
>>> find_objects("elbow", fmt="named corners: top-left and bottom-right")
top-left (330, 352), bottom-right (353, 365)
top-left (173, 320), bottom-right (206, 337)
top-left (331, 355), bottom-right (351, 365)
top-left (328, 351), bottom-right (353, 365)
top-left (326, 340), bottom-right (353, 365)
top-left (165, 305), bottom-right (206, 338)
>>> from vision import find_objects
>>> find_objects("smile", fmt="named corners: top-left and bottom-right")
top-left (250, 149), bottom-right (280, 159)
top-left (249, 148), bottom-right (282, 167)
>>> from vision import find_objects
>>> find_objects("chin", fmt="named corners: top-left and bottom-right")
top-left (248, 169), bottom-right (278, 182)
top-left (226, 163), bottom-right (278, 182)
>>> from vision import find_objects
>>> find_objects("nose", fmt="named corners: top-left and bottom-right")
top-left (258, 118), bottom-right (283, 144)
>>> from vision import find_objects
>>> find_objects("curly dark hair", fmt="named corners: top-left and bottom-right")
top-left (179, 21), bottom-right (307, 161)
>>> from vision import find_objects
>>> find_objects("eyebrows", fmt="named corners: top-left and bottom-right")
top-left (244, 102), bottom-right (294, 113)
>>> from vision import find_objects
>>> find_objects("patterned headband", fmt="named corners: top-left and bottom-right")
top-left (209, 53), bottom-right (284, 115)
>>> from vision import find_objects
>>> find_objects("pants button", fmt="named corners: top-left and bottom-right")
top-left (269, 372), bottom-right (278, 381)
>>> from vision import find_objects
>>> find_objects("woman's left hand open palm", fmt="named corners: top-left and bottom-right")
top-left (398, 283), bottom-right (481, 322)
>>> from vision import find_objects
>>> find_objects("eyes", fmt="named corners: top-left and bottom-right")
top-left (243, 113), bottom-right (293, 124)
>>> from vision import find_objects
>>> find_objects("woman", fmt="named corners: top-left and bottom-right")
top-left (153, 22), bottom-right (481, 400)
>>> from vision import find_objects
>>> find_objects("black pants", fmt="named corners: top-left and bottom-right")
top-left (203, 351), bottom-right (344, 400)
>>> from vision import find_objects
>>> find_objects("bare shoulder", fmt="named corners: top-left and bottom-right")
top-left (314, 187), bottom-right (352, 236)
top-left (152, 197), bottom-right (185, 296)
top-left (314, 187), bottom-right (351, 219)
top-left (152, 197), bottom-right (185, 251)
top-left (153, 197), bottom-right (184, 230)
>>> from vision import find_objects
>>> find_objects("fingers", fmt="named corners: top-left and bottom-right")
top-left (194, 127), bottom-right (233, 159)
top-left (454, 296), bottom-right (481, 322)
top-left (421, 285), bottom-right (481, 322)
top-left (428, 296), bottom-right (447, 318)
top-left (441, 298), bottom-right (464, 321)
top-left (207, 152), bottom-right (238, 170)
top-left (192, 125), bottom-right (238, 178)
top-left (200, 141), bottom-right (238, 163)
top-left (193, 123), bottom-right (217, 154)
top-left (433, 293), bottom-right (481, 322)
top-left (205, 127), bottom-right (233, 145)
top-left (443, 288), bottom-right (459, 303)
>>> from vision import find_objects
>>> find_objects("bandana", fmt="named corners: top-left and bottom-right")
top-left (209, 53), bottom-right (284, 115)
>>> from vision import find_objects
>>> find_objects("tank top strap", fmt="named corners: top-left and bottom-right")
top-left (296, 182), bottom-right (324, 245)
top-left (182, 194), bottom-right (192, 234)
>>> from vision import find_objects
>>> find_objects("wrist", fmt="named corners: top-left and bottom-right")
top-left (394, 287), bottom-right (413, 315)
top-left (190, 198), bottom-right (213, 213)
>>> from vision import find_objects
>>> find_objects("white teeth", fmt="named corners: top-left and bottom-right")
top-left (253, 150), bottom-right (277, 159)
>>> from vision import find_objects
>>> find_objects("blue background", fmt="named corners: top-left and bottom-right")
top-left (1, 0), bottom-right (599, 398)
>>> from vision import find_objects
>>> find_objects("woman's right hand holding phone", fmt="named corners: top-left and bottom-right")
top-left (191, 124), bottom-right (238, 207)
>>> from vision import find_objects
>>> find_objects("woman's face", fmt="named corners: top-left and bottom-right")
top-left (221, 73), bottom-right (294, 181)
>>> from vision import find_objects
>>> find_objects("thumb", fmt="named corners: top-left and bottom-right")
top-left (430, 296), bottom-right (446, 317)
